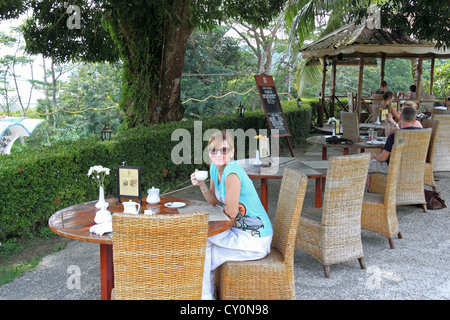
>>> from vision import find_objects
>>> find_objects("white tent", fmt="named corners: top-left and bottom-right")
top-left (0, 117), bottom-right (44, 154)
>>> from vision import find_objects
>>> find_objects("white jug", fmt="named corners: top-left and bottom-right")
top-left (123, 200), bottom-right (141, 214)
top-left (147, 187), bottom-right (160, 204)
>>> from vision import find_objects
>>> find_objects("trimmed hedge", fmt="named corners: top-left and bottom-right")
top-left (0, 101), bottom-right (311, 241)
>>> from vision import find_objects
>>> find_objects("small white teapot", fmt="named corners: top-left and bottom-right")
top-left (147, 187), bottom-right (160, 204)
top-left (123, 200), bottom-right (141, 214)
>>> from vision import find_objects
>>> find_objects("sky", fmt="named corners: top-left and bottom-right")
top-left (1, 14), bottom-right (47, 113)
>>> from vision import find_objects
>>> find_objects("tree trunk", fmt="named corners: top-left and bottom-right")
top-left (108, 0), bottom-right (194, 126)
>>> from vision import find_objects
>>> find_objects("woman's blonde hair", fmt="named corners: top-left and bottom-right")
top-left (208, 130), bottom-right (235, 149)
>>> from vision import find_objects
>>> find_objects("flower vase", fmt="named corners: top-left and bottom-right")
top-left (95, 186), bottom-right (108, 209)
top-left (253, 150), bottom-right (262, 167)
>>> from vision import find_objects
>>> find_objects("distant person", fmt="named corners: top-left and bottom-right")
top-left (382, 91), bottom-right (393, 107)
top-left (367, 106), bottom-right (421, 191)
top-left (408, 85), bottom-right (416, 100)
top-left (433, 101), bottom-right (446, 110)
top-left (375, 81), bottom-right (388, 94)
top-left (385, 101), bottom-right (422, 135)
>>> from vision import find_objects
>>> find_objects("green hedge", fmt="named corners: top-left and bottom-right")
top-left (0, 101), bottom-right (311, 241)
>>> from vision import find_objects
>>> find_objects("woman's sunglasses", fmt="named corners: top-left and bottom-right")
top-left (208, 147), bottom-right (232, 156)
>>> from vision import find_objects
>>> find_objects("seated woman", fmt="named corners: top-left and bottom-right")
top-left (190, 130), bottom-right (273, 300)
top-left (385, 101), bottom-right (422, 136)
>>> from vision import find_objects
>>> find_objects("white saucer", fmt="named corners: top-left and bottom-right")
top-left (164, 202), bottom-right (186, 208)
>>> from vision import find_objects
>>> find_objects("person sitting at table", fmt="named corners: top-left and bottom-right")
top-left (433, 101), bottom-right (446, 110)
top-left (190, 129), bottom-right (273, 300)
top-left (408, 85), bottom-right (416, 100)
top-left (385, 101), bottom-right (422, 135)
top-left (375, 80), bottom-right (388, 94)
top-left (367, 106), bottom-right (421, 191)
top-left (382, 91), bottom-right (393, 107)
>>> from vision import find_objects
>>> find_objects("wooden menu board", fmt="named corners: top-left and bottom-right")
top-left (254, 73), bottom-right (290, 137)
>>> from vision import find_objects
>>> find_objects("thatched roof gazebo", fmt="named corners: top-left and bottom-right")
top-left (300, 22), bottom-right (450, 126)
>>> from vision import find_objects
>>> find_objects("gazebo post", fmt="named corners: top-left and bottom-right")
top-left (318, 56), bottom-right (327, 127)
top-left (330, 56), bottom-right (337, 118)
top-left (357, 53), bottom-right (365, 120)
top-left (416, 55), bottom-right (423, 101)
top-left (429, 56), bottom-right (435, 95)
top-left (380, 53), bottom-right (386, 82)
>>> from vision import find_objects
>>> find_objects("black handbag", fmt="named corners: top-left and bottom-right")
top-left (424, 189), bottom-right (446, 210)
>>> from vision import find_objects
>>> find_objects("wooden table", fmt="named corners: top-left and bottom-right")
top-left (48, 196), bottom-right (233, 300)
top-left (306, 135), bottom-right (384, 160)
top-left (359, 123), bottom-right (387, 130)
top-left (237, 157), bottom-right (328, 211)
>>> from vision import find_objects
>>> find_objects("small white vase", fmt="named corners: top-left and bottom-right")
top-left (253, 150), bottom-right (262, 167)
top-left (95, 186), bottom-right (108, 209)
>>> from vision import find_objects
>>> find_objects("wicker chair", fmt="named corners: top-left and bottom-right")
top-left (430, 115), bottom-right (450, 172)
top-left (432, 108), bottom-right (450, 116)
top-left (421, 95), bottom-right (436, 112)
top-left (370, 128), bottom-right (432, 212)
top-left (111, 211), bottom-right (208, 300)
top-left (217, 168), bottom-right (308, 300)
top-left (341, 112), bottom-right (360, 141)
top-left (422, 119), bottom-right (439, 192)
top-left (362, 142), bottom-right (404, 249)
top-left (296, 153), bottom-right (370, 278)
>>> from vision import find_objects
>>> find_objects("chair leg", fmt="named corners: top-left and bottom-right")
top-left (388, 238), bottom-right (395, 249)
top-left (422, 204), bottom-right (427, 213)
top-left (323, 265), bottom-right (331, 278)
top-left (358, 258), bottom-right (366, 270)
top-left (397, 232), bottom-right (403, 239)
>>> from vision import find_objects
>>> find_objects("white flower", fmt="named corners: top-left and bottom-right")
top-left (88, 165), bottom-right (110, 187)
top-left (327, 117), bottom-right (338, 124)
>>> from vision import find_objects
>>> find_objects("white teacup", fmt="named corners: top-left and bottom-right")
top-left (144, 209), bottom-right (155, 215)
top-left (195, 170), bottom-right (208, 181)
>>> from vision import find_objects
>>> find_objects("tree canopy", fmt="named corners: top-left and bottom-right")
top-left (1, 0), bottom-right (285, 126)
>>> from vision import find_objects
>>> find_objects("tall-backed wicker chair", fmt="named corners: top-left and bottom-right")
top-left (432, 108), bottom-right (450, 116)
top-left (112, 211), bottom-right (208, 300)
top-left (370, 128), bottom-right (432, 212)
top-left (421, 95), bottom-right (436, 112)
top-left (296, 153), bottom-right (370, 278)
top-left (362, 142), bottom-right (404, 249)
top-left (217, 169), bottom-right (308, 300)
top-left (341, 112), bottom-right (360, 141)
top-left (422, 119), bottom-right (439, 192)
top-left (430, 115), bottom-right (450, 172)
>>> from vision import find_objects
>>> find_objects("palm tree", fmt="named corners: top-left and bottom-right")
top-left (284, 0), bottom-right (361, 96)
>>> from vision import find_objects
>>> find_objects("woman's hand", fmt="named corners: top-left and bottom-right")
top-left (190, 170), bottom-right (203, 187)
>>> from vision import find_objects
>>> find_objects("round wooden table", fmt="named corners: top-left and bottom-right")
top-left (306, 135), bottom-right (384, 160)
top-left (48, 196), bottom-right (233, 300)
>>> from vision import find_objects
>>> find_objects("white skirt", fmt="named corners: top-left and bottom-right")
top-left (202, 227), bottom-right (272, 300)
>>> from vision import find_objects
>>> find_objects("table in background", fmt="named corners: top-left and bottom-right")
top-left (48, 196), bottom-right (233, 300)
top-left (306, 135), bottom-right (384, 160)
top-left (237, 157), bottom-right (328, 211)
